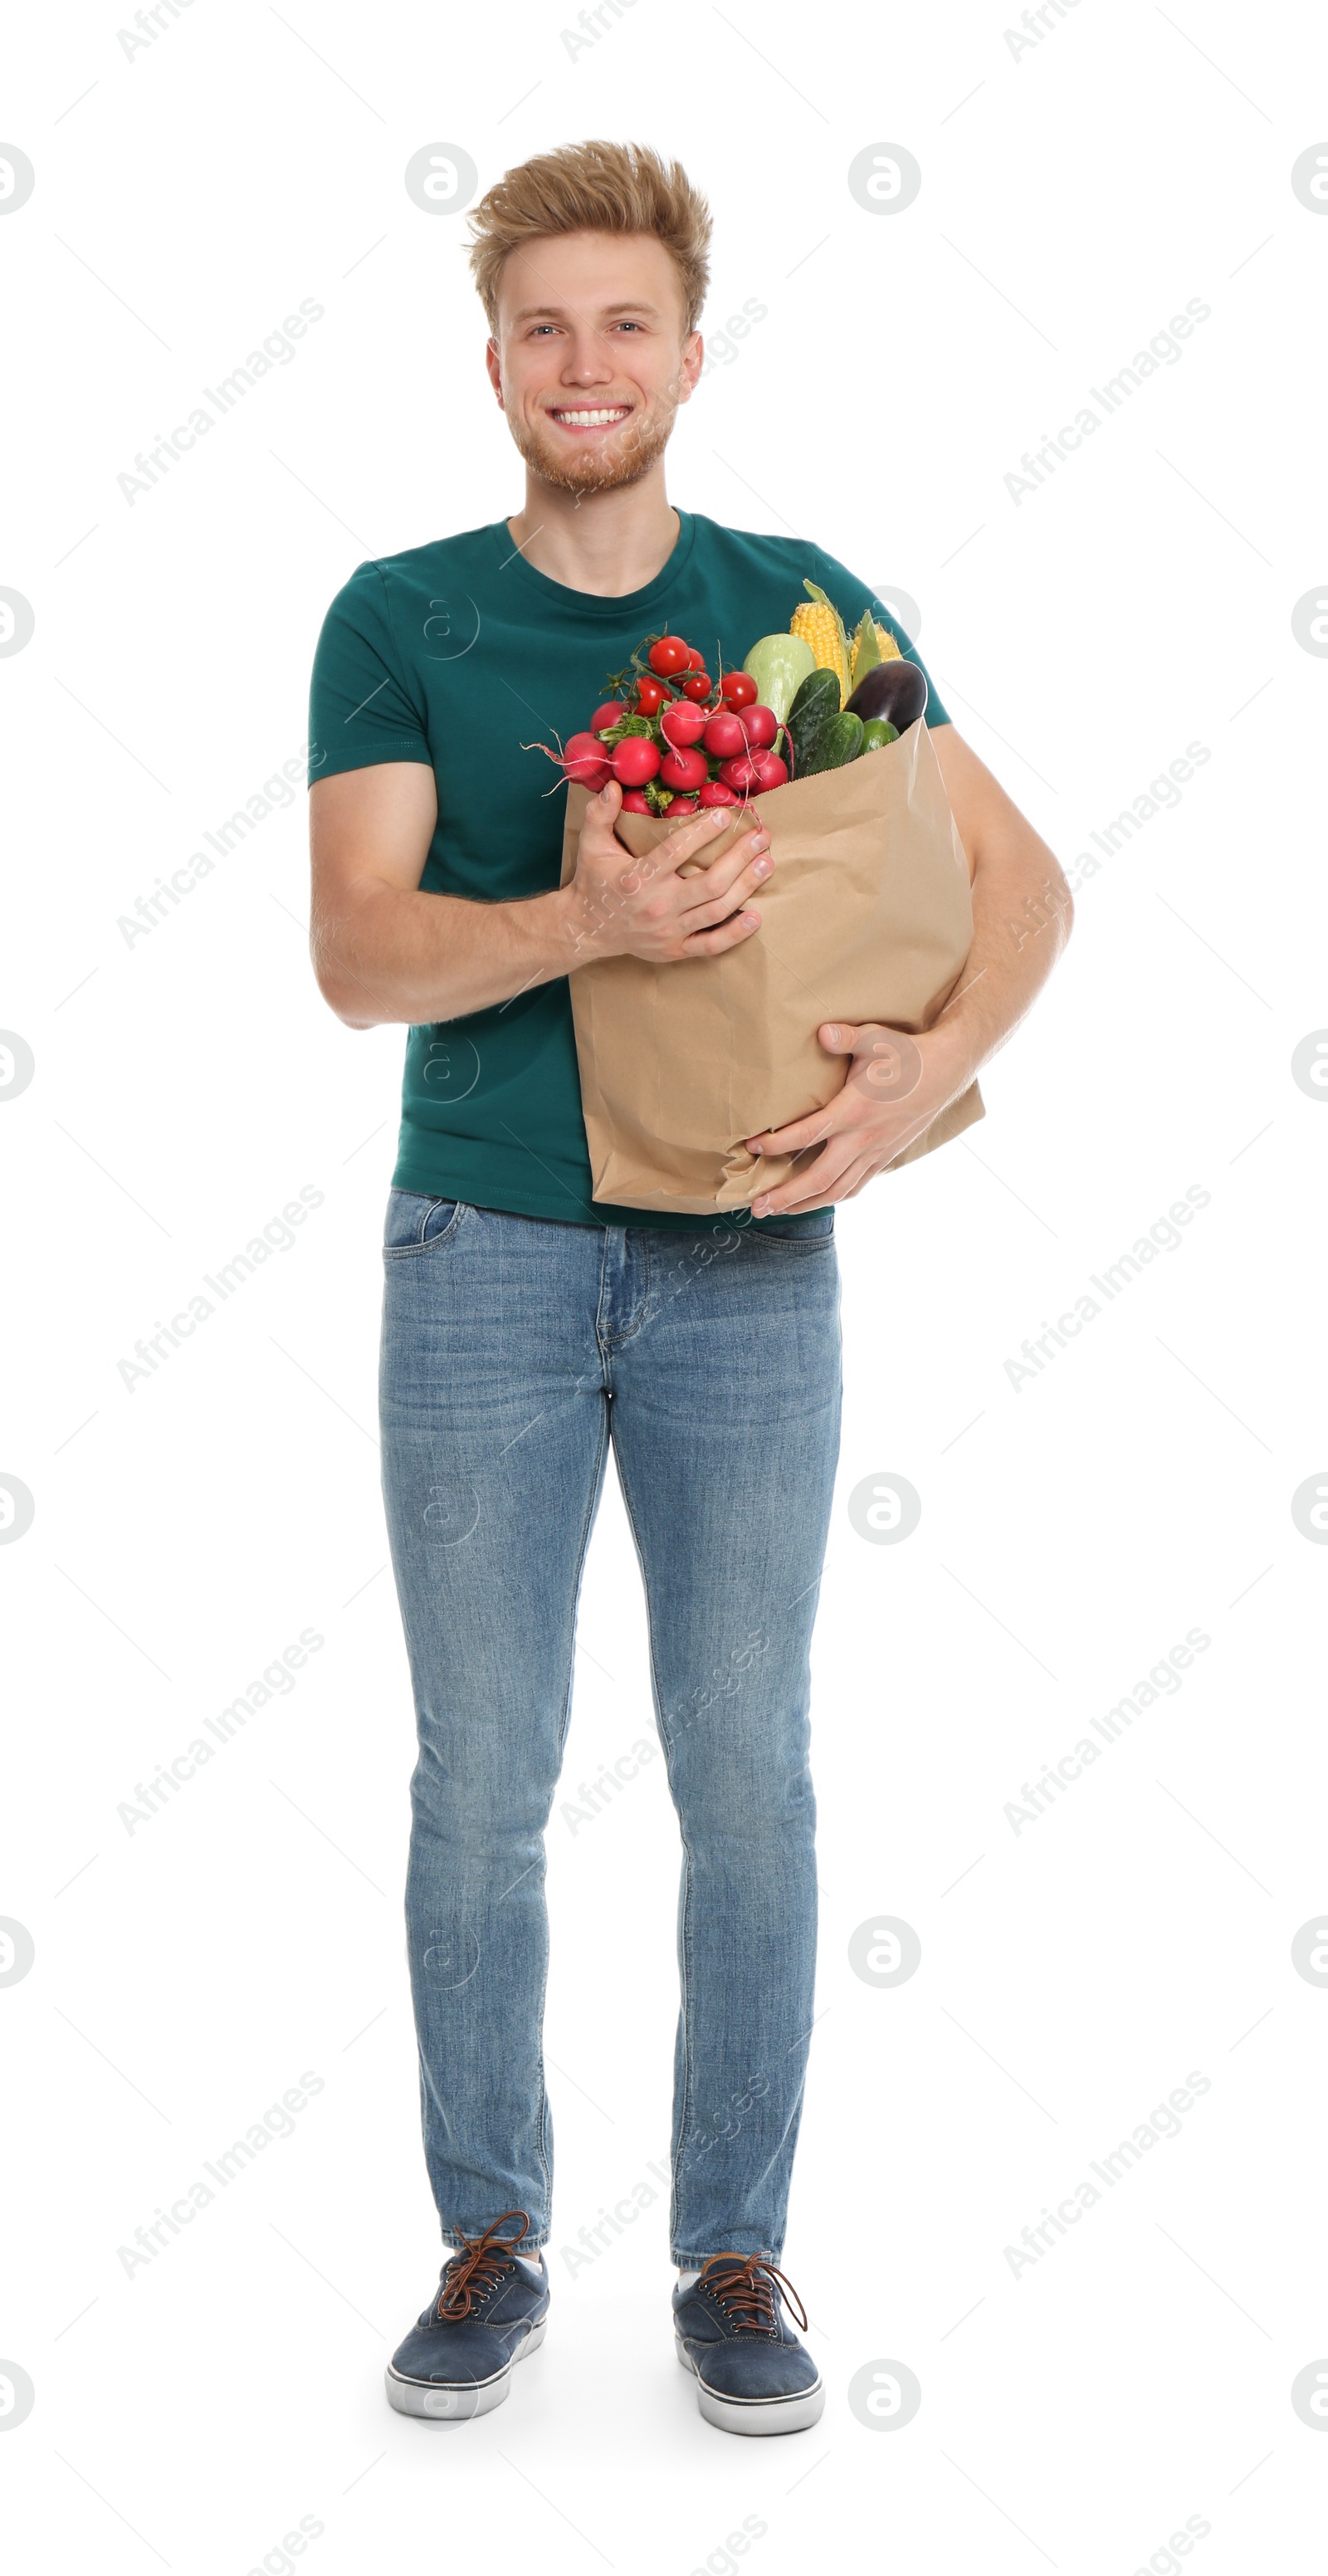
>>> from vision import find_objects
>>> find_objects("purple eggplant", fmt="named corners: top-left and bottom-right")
top-left (845, 658), bottom-right (928, 731)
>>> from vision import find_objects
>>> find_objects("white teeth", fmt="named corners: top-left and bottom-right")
top-left (554, 408), bottom-right (628, 427)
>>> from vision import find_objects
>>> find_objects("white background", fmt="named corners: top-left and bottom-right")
top-left (3, 2), bottom-right (1327, 2568)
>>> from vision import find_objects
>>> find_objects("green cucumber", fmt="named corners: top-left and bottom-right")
top-left (786, 666), bottom-right (842, 775)
top-left (801, 710), bottom-right (865, 775)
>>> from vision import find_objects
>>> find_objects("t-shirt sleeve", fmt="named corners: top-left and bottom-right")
top-left (307, 560), bottom-right (433, 785)
top-left (810, 547), bottom-right (950, 727)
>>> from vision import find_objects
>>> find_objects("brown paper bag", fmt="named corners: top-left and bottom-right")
top-left (559, 716), bottom-right (984, 1215)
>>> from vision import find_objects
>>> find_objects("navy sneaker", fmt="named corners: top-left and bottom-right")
top-left (673, 2252), bottom-right (824, 2436)
top-left (386, 2210), bottom-right (549, 2422)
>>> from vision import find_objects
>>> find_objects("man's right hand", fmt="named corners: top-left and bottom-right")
top-left (565, 778), bottom-right (774, 966)
top-left (309, 761), bottom-right (775, 1031)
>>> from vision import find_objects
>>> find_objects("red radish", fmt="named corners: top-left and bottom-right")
top-left (750, 750), bottom-right (788, 789)
top-left (703, 710), bottom-right (749, 759)
top-left (564, 731), bottom-right (612, 784)
top-left (660, 701), bottom-right (708, 748)
top-left (619, 789), bottom-right (653, 813)
top-left (719, 753), bottom-right (764, 791)
top-left (666, 793), bottom-right (699, 814)
top-left (742, 704), bottom-right (779, 750)
top-left (579, 762), bottom-right (612, 791)
top-left (647, 633), bottom-right (691, 676)
top-left (634, 677), bottom-right (666, 714)
top-left (719, 671), bottom-right (757, 709)
top-left (613, 736), bottom-right (661, 786)
top-left (591, 701), bottom-right (623, 733)
top-left (698, 780), bottom-right (740, 807)
top-left (681, 672), bottom-right (712, 702)
top-left (659, 745), bottom-right (707, 790)
top-left (685, 647), bottom-right (707, 670)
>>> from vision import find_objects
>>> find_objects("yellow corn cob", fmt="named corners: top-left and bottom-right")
top-left (790, 601), bottom-right (849, 708)
top-left (873, 621), bottom-right (902, 662)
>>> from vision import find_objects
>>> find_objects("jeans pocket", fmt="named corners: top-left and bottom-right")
top-left (383, 1190), bottom-right (463, 1256)
top-left (749, 1210), bottom-right (836, 1246)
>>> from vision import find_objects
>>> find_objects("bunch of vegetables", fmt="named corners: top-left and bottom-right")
top-left (545, 581), bottom-right (927, 814)
top-left (775, 580), bottom-right (929, 779)
top-left (554, 632), bottom-right (789, 817)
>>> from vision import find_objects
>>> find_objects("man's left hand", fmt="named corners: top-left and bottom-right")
top-left (746, 1020), bottom-right (973, 1218)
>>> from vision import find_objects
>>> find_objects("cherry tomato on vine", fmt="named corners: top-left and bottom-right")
top-left (718, 671), bottom-right (757, 709)
top-left (681, 672), bottom-right (712, 702)
top-left (647, 634), bottom-right (691, 677)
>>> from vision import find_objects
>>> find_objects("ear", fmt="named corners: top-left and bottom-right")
top-left (676, 330), bottom-right (704, 404)
top-left (485, 336), bottom-right (504, 410)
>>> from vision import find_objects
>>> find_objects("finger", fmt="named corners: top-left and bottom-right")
top-left (747, 1102), bottom-right (847, 1156)
top-left (678, 826), bottom-right (773, 910)
top-left (681, 907), bottom-right (763, 956)
top-left (650, 804), bottom-right (749, 879)
top-left (577, 783), bottom-right (630, 855)
top-left (682, 853), bottom-right (774, 931)
top-left (817, 1020), bottom-right (864, 1054)
top-left (753, 1153), bottom-right (871, 1219)
top-left (667, 801), bottom-right (759, 861)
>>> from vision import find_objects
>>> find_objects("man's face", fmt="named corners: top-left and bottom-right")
top-left (487, 231), bottom-right (701, 496)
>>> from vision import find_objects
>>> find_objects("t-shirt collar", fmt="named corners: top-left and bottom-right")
top-left (486, 507), bottom-right (697, 618)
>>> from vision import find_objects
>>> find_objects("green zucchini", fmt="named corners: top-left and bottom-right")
top-left (743, 632), bottom-right (816, 725)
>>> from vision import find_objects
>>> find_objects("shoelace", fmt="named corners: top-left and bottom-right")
top-left (695, 2251), bottom-right (809, 2336)
top-left (436, 2209), bottom-right (532, 2319)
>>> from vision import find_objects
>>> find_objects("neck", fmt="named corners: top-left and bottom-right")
top-left (506, 467), bottom-right (679, 597)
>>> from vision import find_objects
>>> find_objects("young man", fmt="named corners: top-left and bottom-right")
top-left (308, 139), bottom-right (1071, 2437)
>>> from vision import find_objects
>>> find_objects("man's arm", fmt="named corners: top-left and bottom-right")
top-left (745, 726), bottom-right (1073, 1216)
top-left (309, 765), bottom-right (778, 1028)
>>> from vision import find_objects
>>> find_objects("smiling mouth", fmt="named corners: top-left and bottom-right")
top-left (546, 405), bottom-right (632, 432)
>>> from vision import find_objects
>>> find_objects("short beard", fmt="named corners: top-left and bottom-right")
top-left (506, 400), bottom-right (675, 499)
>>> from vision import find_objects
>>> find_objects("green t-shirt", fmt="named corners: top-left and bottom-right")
top-left (308, 510), bottom-right (949, 1230)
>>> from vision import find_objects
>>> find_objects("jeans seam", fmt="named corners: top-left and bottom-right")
top-left (671, 2246), bottom-right (784, 2266)
top-left (440, 2225), bottom-right (550, 2246)
top-left (530, 1395), bottom-right (611, 2208)
top-left (595, 1227), bottom-right (657, 1354)
top-left (383, 1199), bottom-right (470, 1258)
top-left (612, 1448), bottom-right (695, 2256)
top-left (608, 1229), bottom-right (656, 1350)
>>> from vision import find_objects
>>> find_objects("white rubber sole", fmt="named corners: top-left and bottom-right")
top-left (676, 2332), bottom-right (826, 2437)
top-left (385, 2316), bottom-right (547, 2422)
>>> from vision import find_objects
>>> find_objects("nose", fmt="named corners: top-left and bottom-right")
top-left (559, 329), bottom-right (615, 387)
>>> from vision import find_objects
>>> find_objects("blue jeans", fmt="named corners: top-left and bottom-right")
top-left (379, 1192), bottom-right (842, 2266)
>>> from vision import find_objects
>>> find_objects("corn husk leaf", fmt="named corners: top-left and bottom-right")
top-left (850, 609), bottom-right (881, 691)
